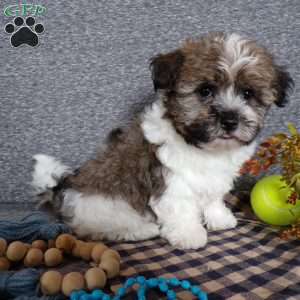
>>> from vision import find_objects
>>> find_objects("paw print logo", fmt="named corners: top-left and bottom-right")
top-left (4, 16), bottom-right (44, 47)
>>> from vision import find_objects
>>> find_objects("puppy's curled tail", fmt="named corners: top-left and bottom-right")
top-left (32, 154), bottom-right (71, 195)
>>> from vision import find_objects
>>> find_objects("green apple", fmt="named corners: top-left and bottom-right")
top-left (251, 175), bottom-right (300, 225)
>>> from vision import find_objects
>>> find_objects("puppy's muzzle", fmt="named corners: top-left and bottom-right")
top-left (219, 110), bottom-right (239, 132)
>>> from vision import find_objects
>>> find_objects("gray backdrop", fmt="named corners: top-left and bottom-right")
top-left (0, 0), bottom-right (299, 205)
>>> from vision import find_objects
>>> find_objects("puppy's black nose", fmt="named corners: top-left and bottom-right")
top-left (220, 111), bottom-right (239, 132)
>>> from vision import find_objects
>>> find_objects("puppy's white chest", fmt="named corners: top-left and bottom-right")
top-left (141, 99), bottom-right (256, 201)
top-left (157, 142), bottom-right (240, 200)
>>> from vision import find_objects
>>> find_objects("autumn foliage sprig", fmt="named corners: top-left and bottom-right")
top-left (240, 123), bottom-right (300, 205)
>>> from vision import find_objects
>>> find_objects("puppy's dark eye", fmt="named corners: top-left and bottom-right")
top-left (197, 84), bottom-right (215, 98)
top-left (242, 88), bottom-right (255, 100)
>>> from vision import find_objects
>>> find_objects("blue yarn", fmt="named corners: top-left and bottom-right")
top-left (0, 268), bottom-right (41, 299)
top-left (0, 211), bottom-right (70, 243)
top-left (0, 268), bottom-right (64, 300)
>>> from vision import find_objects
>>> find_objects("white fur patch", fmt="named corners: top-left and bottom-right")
top-left (142, 100), bottom-right (256, 249)
top-left (218, 86), bottom-right (258, 122)
top-left (142, 100), bottom-right (174, 144)
top-left (32, 154), bottom-right (71, 194)
top-left (219, 33), bottom-right (257, 79)
top-left (62, 190), bottom-right (160, 241)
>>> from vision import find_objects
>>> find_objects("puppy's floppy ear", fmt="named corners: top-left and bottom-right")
top-left (150, 50), bottom-right (184, 91)
top-left (274, 66), bottom-right (294, 107)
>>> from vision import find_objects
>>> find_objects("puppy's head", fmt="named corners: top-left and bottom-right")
top-left (151, 33), bottom-right (294, 149)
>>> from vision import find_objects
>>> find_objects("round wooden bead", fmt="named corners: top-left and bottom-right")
top-left (44, 248), bottom-right (63, 267)
top-left (91, 243), bottom-right (108, 263)
top-left (79, 242), bottom-right (94, 261)
top-left (40, 271), bottom-right (63, 295)
top-left (85, 267), bottom-right (107, 290)
top-left (0, 257), bottom-right (10, 270)
top-left (6, 241), bottom-right (28, 262)
top-left (32, 240), bottom-right (48, 252)
top-left (55, 234), bottom-right (76, 254)
top-left (24, 248), bottom-right (44, 267)
top-left (99, 257), bottom-right (120, 279)
top-left (0, 238), bottom-right (7, 256)
top-left (62, 272), bottom-right (85, 296)
top-left (72, 240), bottom-right (84, 258)
top-left (101, 249), bottom-right (121, 262)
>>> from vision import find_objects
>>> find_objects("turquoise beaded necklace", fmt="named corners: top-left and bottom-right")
top-left (70, 276), bottom-right (208, 300)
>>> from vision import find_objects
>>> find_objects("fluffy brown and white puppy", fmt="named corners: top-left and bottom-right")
top-left (32, 33), bottom-right (293, 249)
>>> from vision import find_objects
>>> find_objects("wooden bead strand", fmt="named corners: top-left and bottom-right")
top-left (0, 234), bottom-right (121, 296)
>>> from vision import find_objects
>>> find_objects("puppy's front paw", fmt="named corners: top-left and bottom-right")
top-left (161, 223), bottom-right (207, 250)
top-left (206, 208), bottom-right (237, 231)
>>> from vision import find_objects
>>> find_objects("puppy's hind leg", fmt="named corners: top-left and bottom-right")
top-left (122, 221), bottom-right (160, 241)
top-left (88, 220), bottom-right (160, 242)
top-left (63, 191), bottom-right (160, 242)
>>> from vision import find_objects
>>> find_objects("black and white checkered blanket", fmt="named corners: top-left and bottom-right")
top-left (1, 194), bottom-right (299, 300)
top-left (106, 195), bottom-right (300, 300)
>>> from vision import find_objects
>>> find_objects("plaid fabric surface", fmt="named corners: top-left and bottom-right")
top-left (104, 195), bottom-right (300, 300)
top-left (2, 195), bottom-right (299, 300)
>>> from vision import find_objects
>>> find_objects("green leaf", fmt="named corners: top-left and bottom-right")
top-left (287, 123), bottom-right (298, 136)
top-left (274, 133), bottom-right (287, 140)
